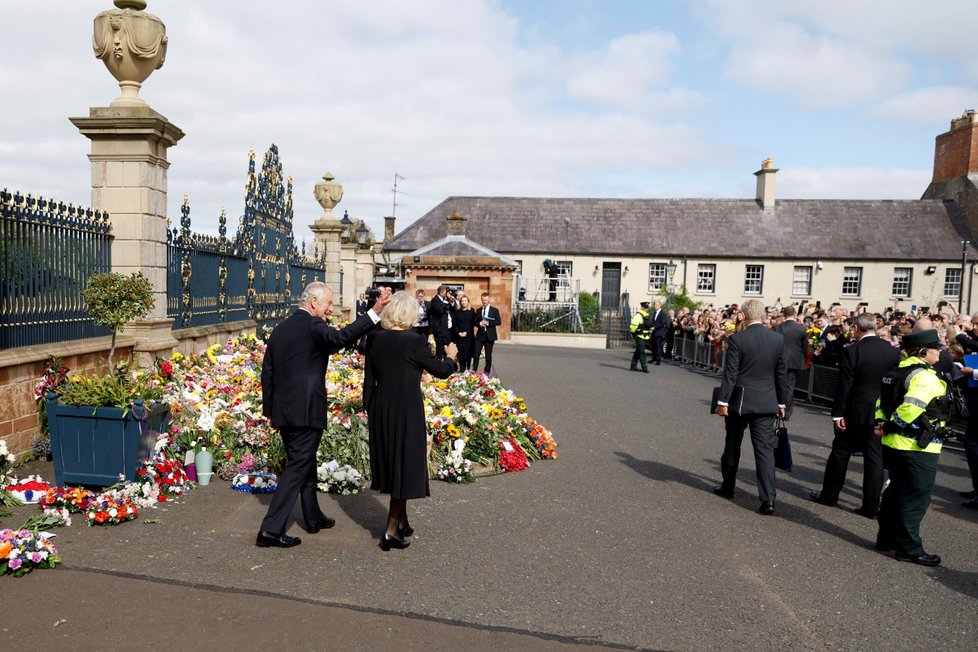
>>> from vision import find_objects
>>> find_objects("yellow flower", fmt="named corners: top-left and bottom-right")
top-left (439, 406), bottom-right (453, 418)
top-left (446, 424), bottom-right (460, 438)
top-left (171, 352), bottom-right (183, 361)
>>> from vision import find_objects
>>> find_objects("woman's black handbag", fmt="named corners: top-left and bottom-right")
top-left (774, 417), bottom-right (793, 472)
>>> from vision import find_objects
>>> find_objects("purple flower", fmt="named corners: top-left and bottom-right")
top-left (31, 552), bottom-right (43, 563)
top-left (8, 558), bottom-right (22, 570)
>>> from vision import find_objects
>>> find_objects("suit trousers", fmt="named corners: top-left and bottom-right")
top-left (457, 335), bottom-right (474, 371)
top-left (877, 447), bottom-right (939, 557)
top-left (720, 413), bottom-right (777, 504)
top-left (650, 334), bottom-right (664, 363)
top-left (819, 423), bottom-right (884, 511)
top-left (782, 369), bottom-right (799, 420)
top-left (631, 336), bottom-right (648, 371)
top-left (260, 426), bottom-right (324, 535)
top-left (474, 336), bottom-right (494, 373)
top-left (433, 334), bottom-right (449, 360)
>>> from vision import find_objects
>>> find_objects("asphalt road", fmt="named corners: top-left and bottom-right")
top-left (3, 344), bottom-right (977, 651)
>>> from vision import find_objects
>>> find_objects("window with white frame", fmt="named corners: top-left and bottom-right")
top-left (792, 266), bottom-right (812, 296)
top-left (697, 264), bottom-right (716, 293)
top-left (649, 263), bottom-right (667, 292)
top-left (744, 265), bottom-right (763, 294)
top-left (945, 268), bottom-right (963, 298)
top-left (842, 267), bottom-right (862, 297)
top-left (556, 261), bottom-right (572, 288)
top-left (892, 267), bottom-right (912, 298)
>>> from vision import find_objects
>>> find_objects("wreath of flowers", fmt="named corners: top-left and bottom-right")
top-left (5, 475), bottom-right (53, 504)
top-left (136, 450), bottom-right (190, 500)
top-left (231, 471), bottom-right (277, 494)
top-left (39, 486), bottom-right (96, 513)
top-left (316, 460), bottom-right (365, 495)
top-left (85, 495), bottom-right (139, 526)
top-left (0, 528), bottom-right (61, 577)
top-left (498, 438), bottom-right (528, 473)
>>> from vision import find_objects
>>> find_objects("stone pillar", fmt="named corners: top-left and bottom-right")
top-left (69, 0), bottom-right (181, 366)
top-left (310, 172), bottom-right (344, 299)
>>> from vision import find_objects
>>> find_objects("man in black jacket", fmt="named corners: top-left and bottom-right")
top-left (257, 282), bottom-right (390, 548)
top-left (713, 299), bottom-right (789, 514)
top-left (810, 313), bottom-right (900, 517)
top-left (775, 305), bottom-right (808, 422)
top-left (473, 292), bottom-right (502, 373)
top-left (428, 285), bottom-right (454, 360)
top-left (649, 300), bottom-right (671, 366)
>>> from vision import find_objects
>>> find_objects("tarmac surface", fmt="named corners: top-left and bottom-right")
top-left (3, 344), bottom-right (977, 651)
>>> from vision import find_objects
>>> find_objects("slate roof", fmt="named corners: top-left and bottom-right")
top-left (391, 234), bottom-right (519, 268)
top-left (385, 197), bottom-right (978, 261)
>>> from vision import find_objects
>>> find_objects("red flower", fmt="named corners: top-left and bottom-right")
top-left (159, 360), bottom-right (174, 377)
top-left (95, 511), bottom-right (109, 524)
top-left (498, 439), bottom-right (528, 472)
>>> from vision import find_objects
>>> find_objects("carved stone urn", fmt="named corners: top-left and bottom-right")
top-left (93, 0), bottom-right (168, 107)
top-left (314, 172), bottom-right (344, 222)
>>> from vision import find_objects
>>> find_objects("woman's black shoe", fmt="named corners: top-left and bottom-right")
top-left (380, 533), bottom-right (410, 551)
top-left (397, 522), bottom-right (414, 537)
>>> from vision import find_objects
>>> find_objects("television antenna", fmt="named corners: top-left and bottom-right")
top-left (392, 173), bottom-right (405, 219)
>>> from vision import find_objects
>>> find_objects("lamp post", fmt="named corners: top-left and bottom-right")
top-left (962, 240), bottom-right (970, 314)
top-left (666, 258), bottom-right (678, 292)
top-left (355, 222), bottom-right (369, 247)
top-left (340, 210), bottom-right (353, 241)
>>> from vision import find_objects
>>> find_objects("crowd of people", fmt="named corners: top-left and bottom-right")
top-left (704, 296), bottom-right (978, 568)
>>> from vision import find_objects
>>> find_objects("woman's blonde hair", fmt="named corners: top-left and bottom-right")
top-left (381, 290), bottom-right (421, 330)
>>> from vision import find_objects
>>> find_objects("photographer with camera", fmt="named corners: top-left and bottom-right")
top-left (428, 284), bottom-right (455, 361)
top-left (873, 329), bottom-right (953, 566)
top-left (413, 289), bottom-right (430, 338)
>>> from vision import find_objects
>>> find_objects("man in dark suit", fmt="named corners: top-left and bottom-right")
top-left (713, 299), bottom-right (789, 514)
top-left (473, 292), bottom-right (501, 373)
top-left (428, 285), bottom-right (453, 360)
top-left (649, 300), bottom-right (671, 365)
top-left (355, 293), bottom-right (368, 318)
top-left (257, 281), bottom-right (391, 548)
top-left (810, 313), bottom-right (899, 517)
top-left (774, 304), bottom-right (808, 422)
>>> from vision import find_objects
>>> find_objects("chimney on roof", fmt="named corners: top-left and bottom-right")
top-left (931, 109), bottom-right (978, 184)
top-left (754, 158), bottom-right (777, 211)
top-left (384, 216), bottom-right (395, 243)
top-left (446, 209), bottom-right (467, 236)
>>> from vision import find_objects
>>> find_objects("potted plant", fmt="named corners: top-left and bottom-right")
top-left (45, 272), bottom-right (170, 487)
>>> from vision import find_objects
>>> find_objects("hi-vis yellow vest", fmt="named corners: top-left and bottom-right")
top-left (877, 356), bottom-right (946, 454)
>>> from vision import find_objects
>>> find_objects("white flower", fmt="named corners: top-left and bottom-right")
top-left (197, 406), bottom-right (217, 432)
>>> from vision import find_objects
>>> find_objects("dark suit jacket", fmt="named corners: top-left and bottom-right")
top-left (261, 308), bottom-right (375, 429)
top-left (428, 295), bottom-right (453, 339)
top-left (355, 300), bottom-right (368, 317)
top-left (831, 334), bottom-right (900, 425)
top-left (651, 309), bottom-right (671, 338)
top-left (719, 323), bottom-right (788, 415)
top-left (775, 319), bottom-right (808, 371)
top-left (474, 305), bottom-right (501, 341)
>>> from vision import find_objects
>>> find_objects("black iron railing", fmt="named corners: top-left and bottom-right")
top-left (0, 189), bottom-right (112, 349)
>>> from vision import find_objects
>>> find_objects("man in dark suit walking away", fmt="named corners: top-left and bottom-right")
top-left (473, 292), bottom-right (501, 374)
top-left (713, 299), bottom-right (788, 515)
top-left (257, 281), bottom-right (391, 548)
top-left (775, 304), bottom-right (808, 423)
top-left (649, 300), bottom-right (671, 366)
top-left (810, 313), bottom-right (900, 517)
top-left (428, 285), bottom-right (454, 361)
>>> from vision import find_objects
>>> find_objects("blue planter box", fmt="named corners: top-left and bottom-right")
top-left (45, 398), bottom-right (170, 487)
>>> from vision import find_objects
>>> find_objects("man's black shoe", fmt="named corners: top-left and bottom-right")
top-left (758, 502), bottom-right (775, 515)
top-left (809, 490), bottom-right (837, 507)
top-left (629, 367), bottom-right (638, 372)
top-left (960, 489), bottom-right (978, 499)
top-left (895, 552), bottom-right (941, 567)
top-left (853, 506), bottom-right (878, 519)
top-left (256, 530), bottom-right (302, 548)
top-left (713, 485), bottom-right (734, 498)
top-left (304, 515), bottom-right (336, 533)
top-left (962, 498), bottom-right (978, 509)
top-left (654, 361), bottom-right (661, 366)
top-left (642, 369), bottom-right (649, 374)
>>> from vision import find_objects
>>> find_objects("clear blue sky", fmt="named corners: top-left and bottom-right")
top-left (1, 0), bottom-right (975, 244)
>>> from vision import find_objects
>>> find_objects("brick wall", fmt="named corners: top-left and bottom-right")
top-left (932, 117), bottom-right (978, 183)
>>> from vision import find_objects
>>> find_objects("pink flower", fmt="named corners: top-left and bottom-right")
top-left (8, 558), bottom-right (22, 570)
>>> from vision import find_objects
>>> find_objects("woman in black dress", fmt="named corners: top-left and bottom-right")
top-left (454, 294), bottom-right (476, 371)
top-left (364, 290), bottom-right (458, 550)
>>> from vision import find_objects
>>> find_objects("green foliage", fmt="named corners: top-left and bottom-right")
top-left (659, 285), bottom-right (702, 313)
top-left (578, 291), bottom-right (602, 332)
top-left (56, 363), bottom-right (164, 409)
top-left (83, 272), bottom-right (154, 365)
top-left (515, 294), bottom-right (604, 334)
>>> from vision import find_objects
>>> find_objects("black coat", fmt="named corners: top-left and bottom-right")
top-left (719, 323), bottom-right (788, 414)
top-left (364, 329), bottom-right (456, 499)
top-left (454, 308), bottom-right (476, 338)
top-left (775, 319), bottom-right (808, 371)
top-left (428, 295), bottom-right (453, 339)
top-left (831, 335), bottom-right (900, 426)
top-left (261, 309), bottom-right (376, 429)
top-left (474, 305), bottom-right (502, 341)
top-left (651, 308), bottom-right (671, 338)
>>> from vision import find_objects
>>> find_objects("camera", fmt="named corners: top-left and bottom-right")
top-left (365, 286), bottom-right (382, 311)
top-left (938, 300), bottom-right (948, 308)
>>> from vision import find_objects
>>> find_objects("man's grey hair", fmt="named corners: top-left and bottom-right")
top-left (853, 312), bottom-right (876, 332)
top-left (299, 281), bottom-right (329, 305)
top-left (741, 299), bottom-right (765, 321)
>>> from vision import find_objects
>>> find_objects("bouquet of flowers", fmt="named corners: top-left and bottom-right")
top-left (39, 486), bottom-right (96, 513)
top-left (0, 528), bottom-right (61, 577)
top-left (5, 475), bottom-right (53, 504)
top-left (521, 417), bottom-right (558, 459)
top-left (316, 459), bottom-right (366, 495)
top-left (231, 471), bottom-right (277, 494)
top-left (136, 447), bottom-right (190, 500)
top-left (498, 438), bottom-right (528, 472)
top-left (85, 494), bottom-right (139, 526)
top-left (0, 440), bottom-right (15, 483)
top-left (435, 439), bottom-right (475, 483)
